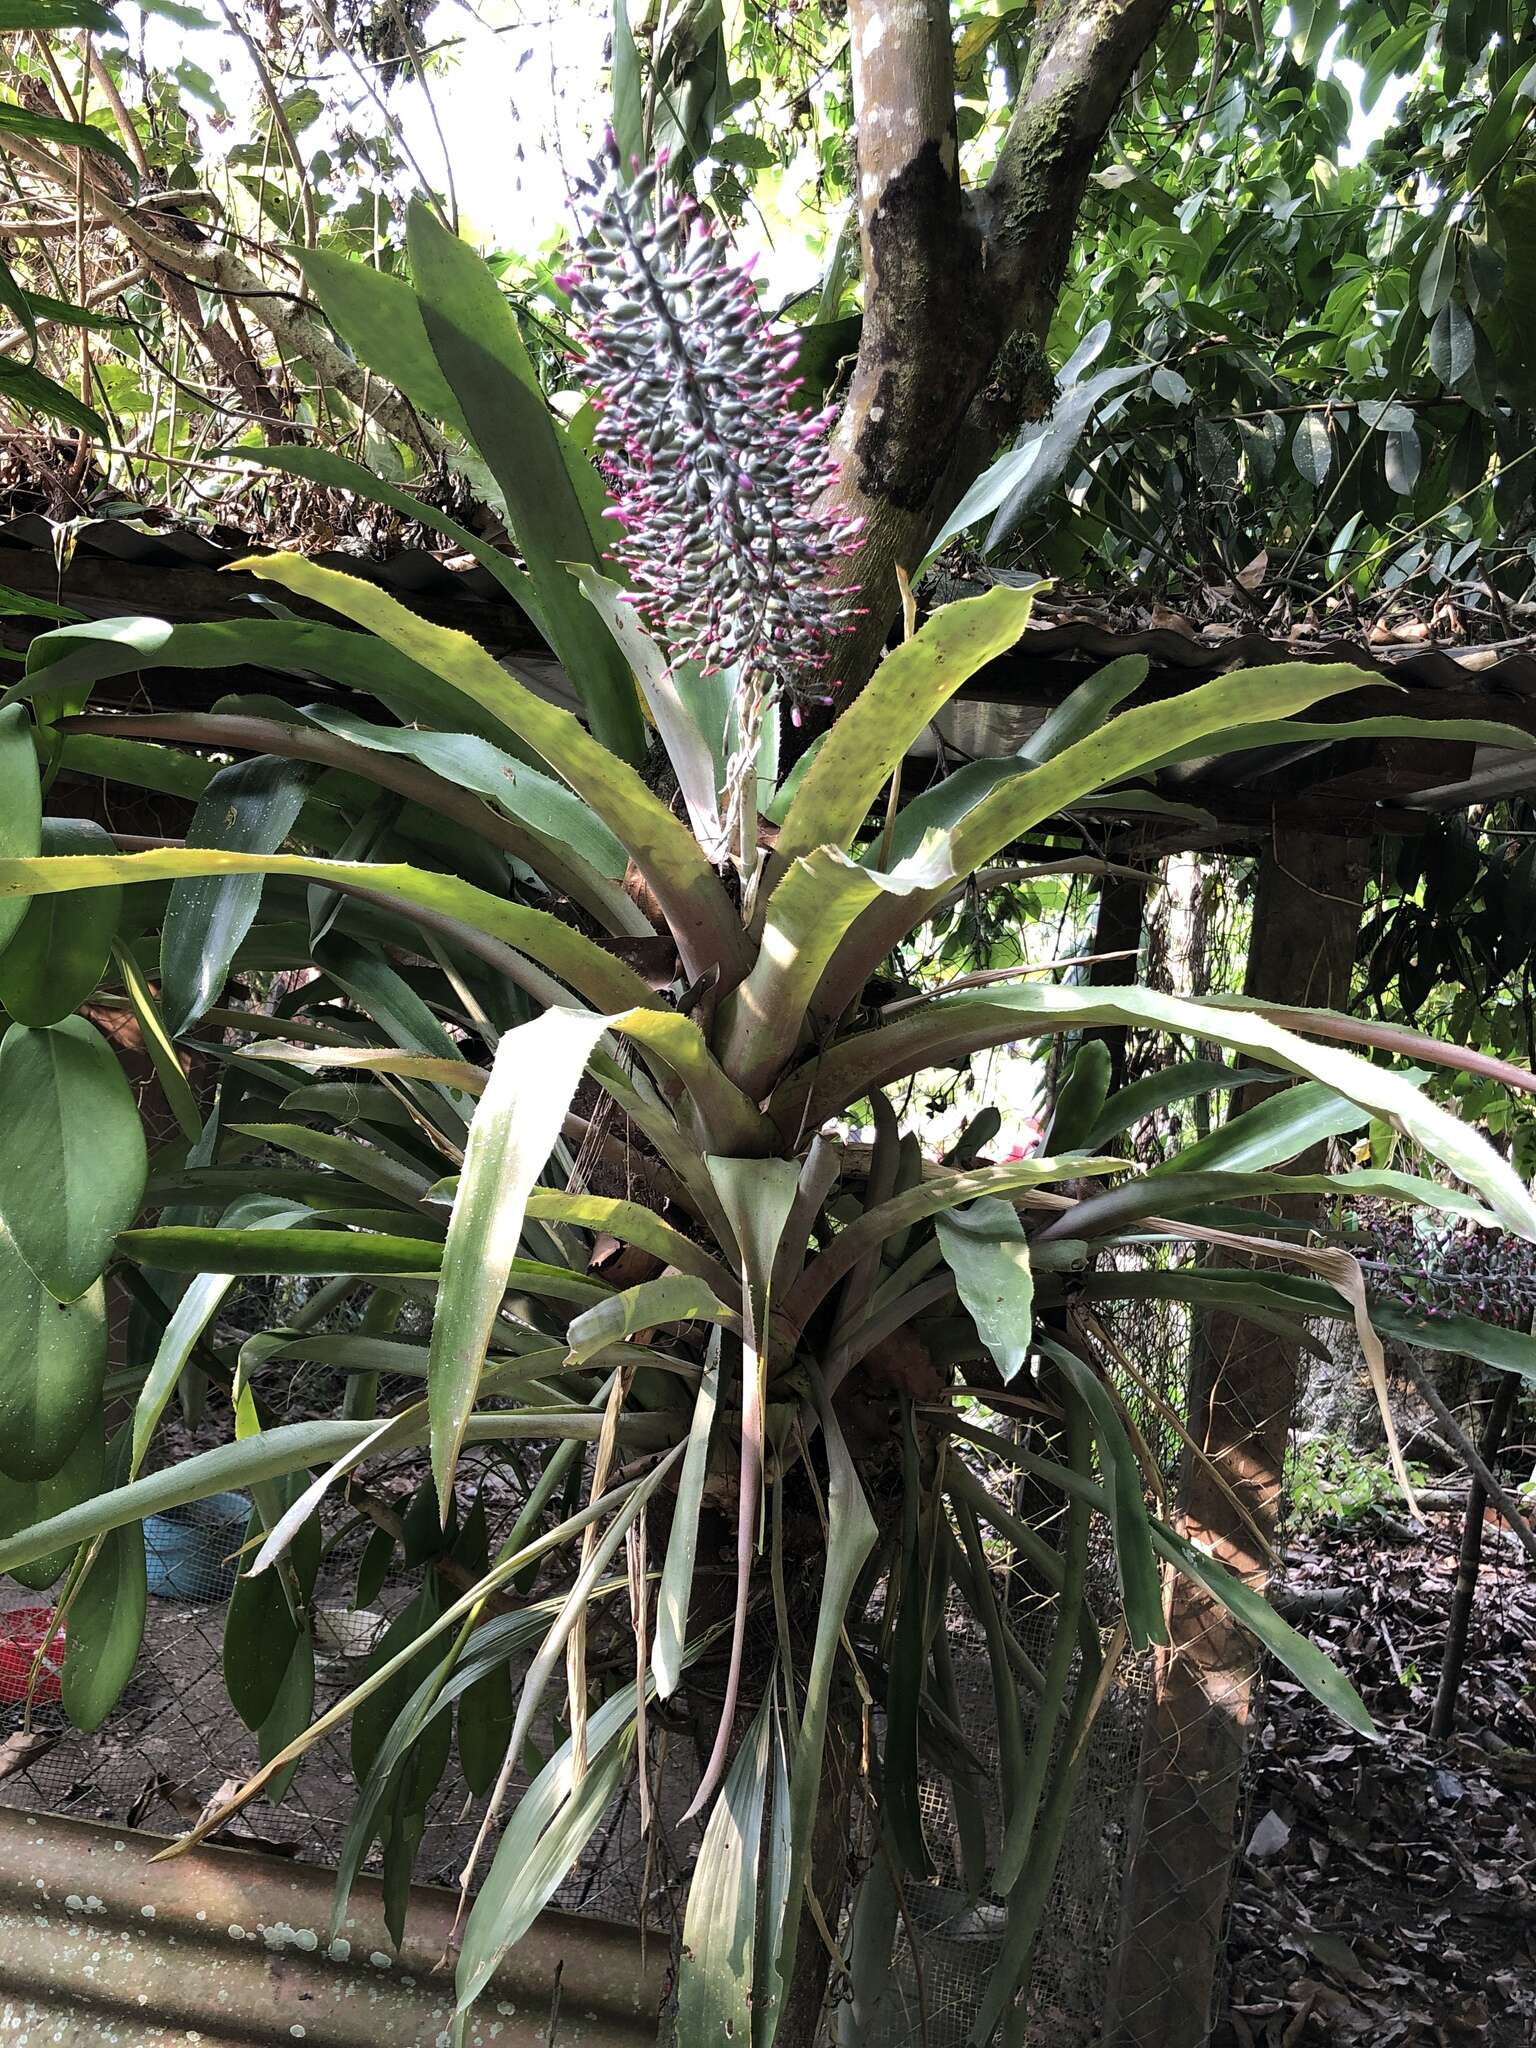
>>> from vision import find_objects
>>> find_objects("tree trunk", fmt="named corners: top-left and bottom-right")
top-left (1100, 825), bottom-right (1369, 2048)
top-left (810, 0), bottom-right (1180, 707)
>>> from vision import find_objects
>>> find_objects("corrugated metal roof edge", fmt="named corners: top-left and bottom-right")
top-left (6, 514), bottom-right (1536, 699)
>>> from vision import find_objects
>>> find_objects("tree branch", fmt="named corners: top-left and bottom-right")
top-left (0, 128), bottom-right (460, 477)
top-left (817, 0), bottom-right (1177, 705)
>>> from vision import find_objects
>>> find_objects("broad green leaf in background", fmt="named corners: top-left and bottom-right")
top-left (258, 1625), bottom-right (316, 1804)
top-left (429, 1009), bottom-right (610, 1514)
top-left (0, 817), bottom-right (120, 1025)
top-left (1429, 301), bottom-right (1475, 388)
top-left (160, 755), bottom-right (308, 1035)
top-left (296, 247), bottom-right (470, 435)
top-left (935, 1197), bottom-right (1035, 1381)
top-left (1292, 411), bottom-right (1332, 486)
top-left (226, 1542), bottom-right (304, 1731)
top-left (610, 0), bottom-right (644, 168)
top-left (0, 1417), bottom-right (102, 1587)
top-left (0, 1015), bottom-right (147, 1301)
top-left (917, 364), bottom-right (1145, 568)
top-left (60, 1425), bottom-right (146, 1733)
top-left (0, 0), bottom-right (123, 27)
top-left (0, 703), bottom-right (41, 956)
top-left (0, 1225), bottom-right (103, 1480)
top-left (0, 362), bottom-right (108, 439)
top-left (1464, 58), bottom-right (1536, 188)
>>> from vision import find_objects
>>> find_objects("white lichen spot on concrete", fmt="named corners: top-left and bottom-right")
top-left (140, 1905), bottom-right (155, 1919)
top-left (227, 1924), bottom-right (246, 1941)
top-left (369, 1952), bottom-right (392, 1969)
top-left (63, 1896), bottom-right (83, 1912)
top-left (327, 1938), bottom-right (351, 1963)
top-left (289, 2029), bottom-right (306, 2040)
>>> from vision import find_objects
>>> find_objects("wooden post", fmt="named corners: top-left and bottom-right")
top-left (1101, 824), bottom-right (1369, 2048)
top-left (1429, 1371), bottom-right (1518, 1739)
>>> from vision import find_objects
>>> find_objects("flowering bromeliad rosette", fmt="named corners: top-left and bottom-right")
top-left (0, 170), bottom-right (1530, 2048)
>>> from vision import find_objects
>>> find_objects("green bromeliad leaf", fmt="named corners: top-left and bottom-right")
top-left (428, 1009), bottom-right (611, 1514)
top-left (935, 1197), bottom-right (1035, 1381)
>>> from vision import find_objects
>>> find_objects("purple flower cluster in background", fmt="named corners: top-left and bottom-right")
top-left (1345, 1200), bottom-right (1536, 1329)
top-left (561, 142), bottom-right (861, 710)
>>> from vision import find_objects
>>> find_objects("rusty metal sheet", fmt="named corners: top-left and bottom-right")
top-left (0, 1806), bottom-right (664, 2047)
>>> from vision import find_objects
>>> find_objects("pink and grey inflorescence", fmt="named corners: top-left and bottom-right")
top-left (1347, 1199), bottom-right (1536, 1327)
top-left (561, 143), bottom-right (860, 704)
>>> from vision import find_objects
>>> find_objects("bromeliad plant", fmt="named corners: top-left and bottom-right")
top-left (1, 181), bottom-right (1536, 2047)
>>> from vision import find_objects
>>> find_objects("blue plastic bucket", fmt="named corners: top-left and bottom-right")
top-left (144, 1491), bottom-right (249, 1603)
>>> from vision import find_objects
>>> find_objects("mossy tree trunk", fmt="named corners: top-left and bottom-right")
top-left (810, 0), bottom-right (1179, 704)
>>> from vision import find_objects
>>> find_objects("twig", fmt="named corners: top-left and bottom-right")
top-left (213, 0), bottom-right (319, 246)
top-left (1400, 1356), bottom-right (1536, 1570)
top-left (385, 0), bottom-right (458, 232)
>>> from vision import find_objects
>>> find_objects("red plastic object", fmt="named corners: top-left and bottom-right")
top-left (0, 1606), bottom-right (66, 1704)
